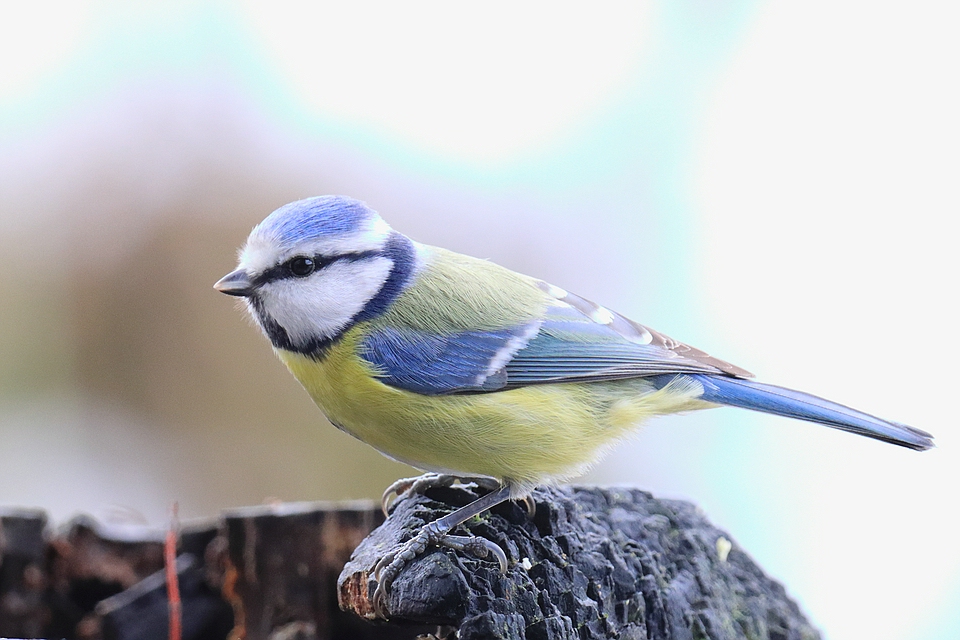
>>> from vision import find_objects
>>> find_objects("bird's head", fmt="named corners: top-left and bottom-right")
top-left (215, 196), bottom-right (417, 355)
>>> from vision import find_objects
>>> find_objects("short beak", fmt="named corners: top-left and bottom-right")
top-left (214, 269), bottom-right (255, 297)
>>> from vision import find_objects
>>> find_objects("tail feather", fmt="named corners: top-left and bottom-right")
top-left (689, 374), bottom-right (934, 451)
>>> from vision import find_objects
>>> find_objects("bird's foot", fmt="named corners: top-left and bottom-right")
top-left (381, 473), bottom-right (536, 519)
top-left (371, 482), bottom-right (515, 619)
top-left (371, 520), bottom-right (508, 617)
top-left (381, 473), bottom-right (500, 515)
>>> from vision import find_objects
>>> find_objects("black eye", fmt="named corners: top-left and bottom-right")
top-left (288, 256), bottom-right (316, 277)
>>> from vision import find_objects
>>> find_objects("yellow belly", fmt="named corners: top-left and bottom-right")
top-left (277, 330), bottom-right (710, 493)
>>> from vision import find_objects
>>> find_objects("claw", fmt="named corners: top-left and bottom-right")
top-left (372, 550), bottom-right (395, 582)
top-left (381, 473), bottom-right (442, 515)
top-left (484, 539), bottom-right (509, 573)
top-left (372, 528), bottom-right (509, 617)
top-left (381, 473), bottom-right (502, 515)
top-left (442, 534), bottom-right (508, 573)
top-left (519, 495), bottom-right (536, 519)
top-left (371, 481), bottom-right (513, 619)
top-left (372, 583), bottom-right (388, 618)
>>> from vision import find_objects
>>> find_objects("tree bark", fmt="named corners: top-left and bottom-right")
top-left (339, 485), bottom-right (821, 640)
top-left (221, 501), bottom-right (429, 640)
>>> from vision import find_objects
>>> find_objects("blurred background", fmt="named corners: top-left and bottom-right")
top-left (1, 2), bottom-right (957, 638)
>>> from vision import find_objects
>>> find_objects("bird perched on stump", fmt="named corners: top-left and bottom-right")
top-left (215, 195), bottom-right (933, 614)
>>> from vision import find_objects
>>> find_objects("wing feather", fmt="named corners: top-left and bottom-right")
top-left (358, 251), bottom-right (750, 395)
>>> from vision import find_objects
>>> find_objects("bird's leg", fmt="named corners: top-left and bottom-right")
top-left (381, 472), bottom-right (502, 515)
top-left (372, 483), bottom-right (512, 618)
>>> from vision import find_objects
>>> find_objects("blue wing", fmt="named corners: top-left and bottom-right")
top-left (502, 301), bottom-right (748, 387)
top-left (358, 281), bottom-right (934, 451)
top-left (359, 323), bottom-right (540, 395)
top-left (360, 282), bottom-right (748, 395)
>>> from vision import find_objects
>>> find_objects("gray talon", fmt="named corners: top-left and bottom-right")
top-left (381, 473), bottom-right (442, 515)
top-left (371, 481), bottom-right (514, 618)
top-left (381, 473), bottom-right (507, 515)
top-left (519, 495), bottom-right (536, 519)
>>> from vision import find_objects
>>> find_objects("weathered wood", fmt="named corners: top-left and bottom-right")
top-left (0, 502), bottom-right (410, 640)
top-left (339, 485), bottom-right (822, 640)
top-left (221, 500), bottom-right (431, 640)
top-left (1, 490), bottom-right (823, 639)
top-left (96, 553), bottom-right (234, 640)
top-left (47, 515), bottom-right (226, 640)
top-left (0, 508), bottom-right (48, 639)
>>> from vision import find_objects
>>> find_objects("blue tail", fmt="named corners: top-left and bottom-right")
top-left (685, 374), bottom-right (934, 451)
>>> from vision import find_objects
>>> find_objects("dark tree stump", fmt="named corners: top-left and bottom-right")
top-left (221, 500), bottom-right (432, 640)
top-left (96, 553), bottom-right (234, 640)
top-left (46, 514), bottom-right (170, 639)
top-left (339, 485), bottom-right (821, 640)
top-left (45, 515), bottom-right (227, 640)
top-left (0, 508), bottom-right (48, 639)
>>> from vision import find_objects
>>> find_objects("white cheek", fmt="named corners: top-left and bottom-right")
top-left (259, 257), bottom-right (393, 343)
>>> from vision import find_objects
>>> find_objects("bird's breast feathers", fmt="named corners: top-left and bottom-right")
top-left (277, 330), bottom-right (709, 489)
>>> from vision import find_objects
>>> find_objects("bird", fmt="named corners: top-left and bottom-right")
top-left (215, 195), bottom-right (933, 614)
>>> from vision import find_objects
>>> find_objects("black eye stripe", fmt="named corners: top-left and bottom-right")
top-left (253, 250), bottom-right (381, 287)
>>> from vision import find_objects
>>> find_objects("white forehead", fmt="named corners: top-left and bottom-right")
top-left (238, 215), bottom-right (392, 275)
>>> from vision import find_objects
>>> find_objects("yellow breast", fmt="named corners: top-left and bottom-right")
top-left (276, 327), bottom-right (710, 492)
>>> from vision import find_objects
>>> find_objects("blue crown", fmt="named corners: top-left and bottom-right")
top-left (259, 196), bottom-right (376, 247)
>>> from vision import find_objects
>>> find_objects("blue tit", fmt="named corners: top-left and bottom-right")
top-left (215, 195), bottom-right (932, 613)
